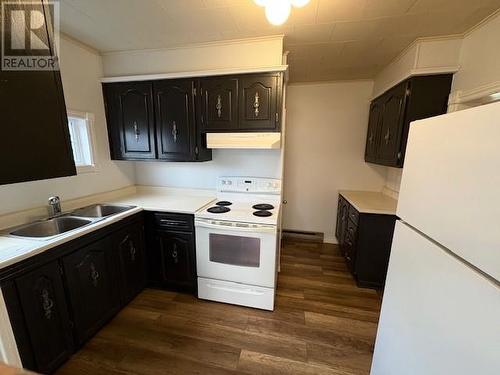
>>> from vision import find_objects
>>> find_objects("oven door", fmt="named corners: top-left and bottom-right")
top-left (195, 218), bottom-right (277, 288)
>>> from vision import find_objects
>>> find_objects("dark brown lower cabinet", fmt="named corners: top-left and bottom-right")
top-left (336, 194), bottom-right (397, 288)
top-left (1, 214), bottom-right (146, 374)
top-left (145, 212), bottom-right (197, 293)
top-left (114, 223), bottom-right (147, 305)
top-left (3, 262), bottom-right (73, 374)
top-left (62, 237), bottom-right (120, 345)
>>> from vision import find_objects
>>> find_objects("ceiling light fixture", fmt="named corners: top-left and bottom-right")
top-left (254, 0), bottom-right (311, 26)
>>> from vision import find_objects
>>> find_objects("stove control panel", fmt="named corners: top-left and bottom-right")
top-left (218, 177), bottom-right (281, 194)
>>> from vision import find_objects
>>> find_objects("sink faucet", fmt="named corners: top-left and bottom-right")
top-left (48, 196), bottom-right (61, 217)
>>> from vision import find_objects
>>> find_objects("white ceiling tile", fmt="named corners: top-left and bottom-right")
top-left (317, 0), bottom-right (366, 23)
top-left (286, 23), bottom-right (335, 44)
top-left (362, 0), bottom-right (418, 18)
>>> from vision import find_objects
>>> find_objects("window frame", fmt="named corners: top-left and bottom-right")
top-left (67, 110), bottom-right (98, 174)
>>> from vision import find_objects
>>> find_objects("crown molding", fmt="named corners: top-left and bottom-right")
top-left (101, 65), bottom-right (288, 83)
top-left (100, 35), bottom-right (285, 56)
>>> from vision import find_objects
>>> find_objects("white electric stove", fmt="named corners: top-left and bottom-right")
top-left (195, 177), bottom-right (282, 310)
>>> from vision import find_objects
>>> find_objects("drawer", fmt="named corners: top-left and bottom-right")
top-left (348, 205), bottom-right (359, 225)
top-left (153, 213), bottom-right (194, 232)
top-left (197, 277), bottom-right (275, 311)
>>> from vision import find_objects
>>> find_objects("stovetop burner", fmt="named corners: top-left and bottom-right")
top-left (207, 206), bottom-right (231, 214)
top-left (253, 203), bottom-right (274, 211)
top-left (253, 210), bottom-right (272, 217)
top-left (216, 201), bottom-right (232, 206)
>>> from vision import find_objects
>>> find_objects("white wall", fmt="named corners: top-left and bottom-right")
top-left (283, 81), bottom-right (387, 243)
top-left (0, 36), bottom-right (135, 215)
top-left (102, 36), bottom-right (283, 77)
top-left (450, 12), bottom-right (500, 99)
top-left (135, 149), bottom-right (281, 189)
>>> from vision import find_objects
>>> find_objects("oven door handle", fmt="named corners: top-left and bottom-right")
top-left (195, 219), bottom-right (276, 234)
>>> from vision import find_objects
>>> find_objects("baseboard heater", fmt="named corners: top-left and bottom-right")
top-left (282, 229), bottom-right (324, 243)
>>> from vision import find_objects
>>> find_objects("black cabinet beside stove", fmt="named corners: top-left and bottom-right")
top-left (145, 212), bottom-right (197, 293)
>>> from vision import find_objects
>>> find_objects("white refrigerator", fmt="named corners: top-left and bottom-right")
top-left (371, 102), bottom-right (500, 375)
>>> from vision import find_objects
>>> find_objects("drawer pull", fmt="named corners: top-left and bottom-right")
top-left (159, 219), bottom-right (185, 226)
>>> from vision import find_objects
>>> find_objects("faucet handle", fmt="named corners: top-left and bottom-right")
top-left (48, 196), bottom-right (61, 217)
top-left (48, 196), bottom-right (60, 205)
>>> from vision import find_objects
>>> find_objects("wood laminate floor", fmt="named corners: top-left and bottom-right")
top-left (56, 240), bottom-right (382, 375)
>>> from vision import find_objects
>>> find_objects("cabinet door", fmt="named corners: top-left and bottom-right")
top-left (154, 80), bottom-right (195, 161)
top-left (114, 222), bottom-right (146, 305)
top-left (365, 100), bottom-right (382, 162)
top-left (14, 262), bottom-right (73, 373)
top-left (0, 1), bottom-right (76, 185)
top-left (103, 82), bottom-right (156, 160)
top-left (62, 237), bottom-right (119, 344)
top-left (239, 74), bottom-right (281, 130)
top-left (336, 196), bottom-right (349, 252)
top-left (200, 77), bottom-right (238, 131)
top-left (156, 230), bottom-right (196, 292)
top-left (378, 83), bottom-right (407, 165)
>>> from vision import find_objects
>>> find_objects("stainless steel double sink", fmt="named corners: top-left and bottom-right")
top-left (9, 204), bottom-right (135, 239)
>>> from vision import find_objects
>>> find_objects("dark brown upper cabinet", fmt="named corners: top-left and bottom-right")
top-left (103, 82), bottom-right (157, 160)
top-left (239, 74), bottom-right (281, 130)
top-left (365, 74), bottom-right (453, 167)
top-left (103, 80), bottom-right (211, 162)
top-left (154, 80), bottom-right (197, 161)
top-left (0, 0), bottom-right (76, 185)
top-left (365, 101), bottom-right (382, 164)
top-left (200, 77), bottom-right (238, 131)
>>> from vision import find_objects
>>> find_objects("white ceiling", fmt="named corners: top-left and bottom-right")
top-left (59, 0), bottom-right (500, 82)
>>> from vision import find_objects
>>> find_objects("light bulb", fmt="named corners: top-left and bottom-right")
top-left (265, 0), bottom-right (291, 26)
top-left (290, 0), bottom-right (310, 7)
top-left (254, 0), bottom-right (268, 6)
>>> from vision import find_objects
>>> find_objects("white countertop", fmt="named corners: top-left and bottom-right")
top-left (0, 187), bottom-right (216, 272)
top-left (109, 186), bottom-right (216, 214)
top-left (339, 190), bottom-right (398, 215)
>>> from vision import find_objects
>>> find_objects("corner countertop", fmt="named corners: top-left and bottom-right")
top-left (0, 186), bottom-right (216, 272)
top-left (108, 186), bottom-right (216, 214)
top-left (339, 190), bottom-right (398, 215)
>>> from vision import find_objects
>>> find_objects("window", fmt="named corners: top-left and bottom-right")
top-left (67, 110), bottom-right (97, 173)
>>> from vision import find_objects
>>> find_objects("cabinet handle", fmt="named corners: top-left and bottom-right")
top-left (90, 263), bottom-right (100, 287)
top-left (130, 242), bottom-right (136, 262)
top-left (216, 94), bottom-right (222, 118)
top-left (384, 128), bottom-right (391, 144)
top-left (368, 132), bottom-right (374, 144)
top-left (133, 121), bottom-right (140, 141)
top-left (253, 92), bottom-right (260, 117)
top-left (159, 219), bottom-right (185, 226)
top-left (172, 121), bottom-right (178, 143)
top-left (172, 243), bottom-right (178, 264)
top-left (346, 255), bottom-right (352, 261)
top-left (41, 288), bottom-right (54, 320)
